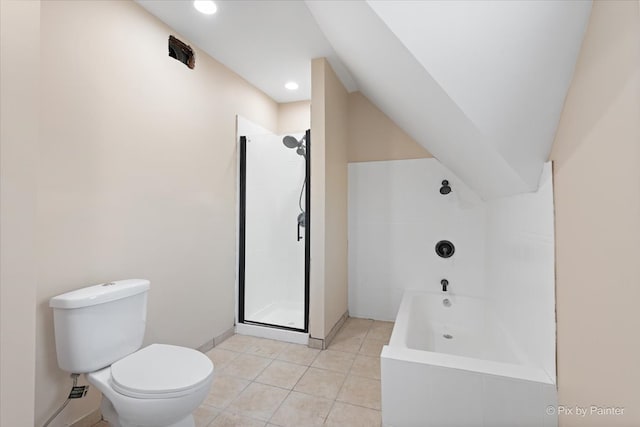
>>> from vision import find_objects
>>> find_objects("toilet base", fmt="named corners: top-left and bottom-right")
top-left (101, 397), bottom-right (195, 427)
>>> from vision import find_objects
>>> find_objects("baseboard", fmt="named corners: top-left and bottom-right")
top-left (308, 311), bottom-right (348, 350)
top-left (197, 338), bottom-right (215, 353)
top-left (197, 325), bottom-right (235, 353)
top-left (71, 408), bottom-right (101, 427)
top-left (324, 311), bottom-right (348, 348)
top-left (308, 336), bottom-right (324, 349)
top-left (214, 326), bottom-right (235, 347)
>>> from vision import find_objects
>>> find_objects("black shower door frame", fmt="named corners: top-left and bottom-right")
top-left (238, 129), bottom-right (310, 333)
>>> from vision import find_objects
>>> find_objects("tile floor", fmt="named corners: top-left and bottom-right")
top-left (92, 317), bottom-right (393, 427)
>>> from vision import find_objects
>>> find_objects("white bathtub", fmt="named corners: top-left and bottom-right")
top-left (381, 291), bottom-right (557, 427)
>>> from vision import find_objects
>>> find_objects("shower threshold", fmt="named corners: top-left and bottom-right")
top-left (236, 322), bottom-right (308, 345)
top-left (248, 302), bottom-right (304, 330)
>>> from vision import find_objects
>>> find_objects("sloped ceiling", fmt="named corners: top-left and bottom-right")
top-left (306, 0), bottom-right (592, 198)
top-left (137, 0), bottom-right (591, 199)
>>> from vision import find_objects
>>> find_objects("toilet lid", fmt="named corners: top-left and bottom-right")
top-left (111, 344), bottom-right (213, 399)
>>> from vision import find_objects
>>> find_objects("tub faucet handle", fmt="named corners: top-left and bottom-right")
top-left (441, 279), bottom-right (449, 292)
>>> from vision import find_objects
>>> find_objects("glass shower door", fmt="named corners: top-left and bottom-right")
top-left (239, 130), bottom-right (310, 331)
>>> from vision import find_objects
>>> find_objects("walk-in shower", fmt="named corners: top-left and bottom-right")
top-left (238, 128), bottom-right (310, 335)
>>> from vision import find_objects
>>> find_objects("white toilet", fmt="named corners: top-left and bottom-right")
top-left (50, 279), bottom-right (214, 427)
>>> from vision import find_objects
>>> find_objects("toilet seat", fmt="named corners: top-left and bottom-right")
top-left (110, 344), bottom-right (214, 399)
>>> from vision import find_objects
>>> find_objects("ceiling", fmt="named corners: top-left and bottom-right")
top-left (136, 0), bottom-right (356, 103)
top-left (136, 0), bottom-right (592, 199)
top-left (306, 0), bottom-right (592, 198)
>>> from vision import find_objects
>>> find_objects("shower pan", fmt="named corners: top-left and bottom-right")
top-left (238, 130), bottom-right (310, 334)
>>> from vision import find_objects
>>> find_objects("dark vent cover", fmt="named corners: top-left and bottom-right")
top-left (168, 35), bottom-right (195, 69)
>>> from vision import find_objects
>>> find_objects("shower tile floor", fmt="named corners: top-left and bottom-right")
top-left (92, 317), bottom-right (393, 427)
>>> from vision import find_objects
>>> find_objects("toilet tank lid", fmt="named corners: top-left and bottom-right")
top-left (49, 279), bottom-right (150, 309)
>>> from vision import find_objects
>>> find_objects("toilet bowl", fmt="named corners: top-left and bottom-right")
top-left (88, 344), bottom-right (214, 427)
top-left (49, 280), bottom-right (214, 427)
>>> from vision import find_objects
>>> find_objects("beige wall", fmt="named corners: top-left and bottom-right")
top-left (551, 1), bottom-right (640, 426)
top-left (348, 91), bottom-right (431, 162)
top-left (308, 62), bottom-right (432, 340)
top-left (322, 61), bottom-right (349, 335)
top-left (309, 58), bottom-right (349, 339)
top-left (13, 2), bottom-right (636, 425)
top-left (36, 1), bottom-right (278, 425)
top-left (0, 1), bottom-right (39, 426)
top-left (278, 100), bottom-right (311, 135)
top-left (310, 59), bottom-right (327, 339)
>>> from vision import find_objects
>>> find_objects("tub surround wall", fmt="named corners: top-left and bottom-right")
top-left (36, 1), bottom-right (279, 425)
top-left (358, 160), bottom-right (557, 426)
top-left (485, 163), bottom-right (556, 382)
top-left (349, 158), bottom-right (556, 379)
top-left (348, 158), bottom-right (486, 320)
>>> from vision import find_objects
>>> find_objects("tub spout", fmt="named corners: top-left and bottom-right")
top-left (441, 279), bottom-right (449, 292)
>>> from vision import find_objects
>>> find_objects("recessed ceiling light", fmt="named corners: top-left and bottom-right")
top-left (193, 0), bottom-right (217, 15)
top-left (285, 81), bottom-right (299, 91)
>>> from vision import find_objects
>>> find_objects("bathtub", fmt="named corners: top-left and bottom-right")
top-left (381, 291), bottom-right (557, 427)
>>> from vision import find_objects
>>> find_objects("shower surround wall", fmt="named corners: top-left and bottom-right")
top-left (348, 158), bottom-right (555, 379)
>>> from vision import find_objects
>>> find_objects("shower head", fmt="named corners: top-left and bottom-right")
top-left (283, 135), bottom-right (302, 149)
top-left (283, 135), bottom-right (306, 157)
top-left (440, 180), bottom-right (451, 195)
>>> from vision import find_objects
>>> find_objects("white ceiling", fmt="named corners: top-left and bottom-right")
top-left (136, 0), bottom-right (356, 103)
top-left (307, 0), bottom-right (591, 198)
top-left (136, 0), bottom-right (591, 199)
top-left (365, 0), bottom-right (592, 192)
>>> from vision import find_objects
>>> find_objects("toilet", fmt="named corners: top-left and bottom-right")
top-left (50, 279), bottom-right (214, 427)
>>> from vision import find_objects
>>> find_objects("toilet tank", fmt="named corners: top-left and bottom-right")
top-left (50, 279), bottom-right (150, 373)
